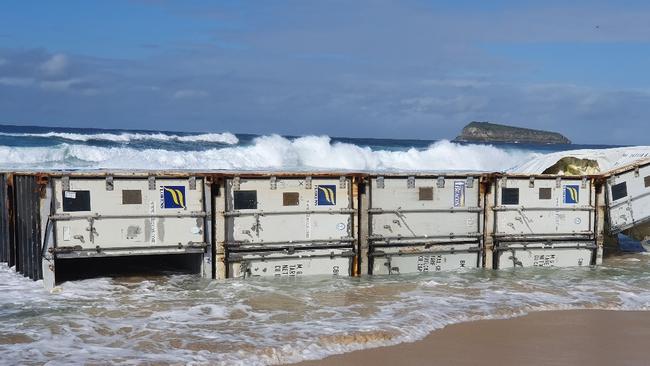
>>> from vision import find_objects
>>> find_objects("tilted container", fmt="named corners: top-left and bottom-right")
top-left (605, 160), bottom-right (650, 235)
top-left (217, 175), bottom-right (357, 278)
top-left (491, 175), bottom-right (597, 268)
top-left (366, 175), bottom-right (483, 275)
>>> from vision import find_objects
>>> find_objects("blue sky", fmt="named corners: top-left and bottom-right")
top-left (1, 0), bottom-right (649, 144)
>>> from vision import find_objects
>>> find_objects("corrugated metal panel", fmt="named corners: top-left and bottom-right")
top-left (368, 176), bottom-right (483, 274)
top-left (14, 175), bottom-right (42, 280)
top-left (0, 174), bottom-right (9, 264)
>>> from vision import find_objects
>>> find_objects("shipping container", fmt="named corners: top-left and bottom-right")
top-left (605, 161), bottom-right (650, 234)
top-left (491, 175), bottom-right (597, 268)
top-left (50, 176), bottom-right (208, 257)
top-left (367, 175), bottom-right (483, 274)
top-left (0, 172), bottom-right (214, 288)
top-left (219, 175), bottom-right (357, 278)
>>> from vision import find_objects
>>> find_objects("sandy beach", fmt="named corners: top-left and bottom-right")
top-left (294, 310), bottom-right (650, 366)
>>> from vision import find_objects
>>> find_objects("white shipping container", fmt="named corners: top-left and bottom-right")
top-left (52, 177), bottom-right (207, 256)
top-left (224, 177), bottom-right (354, 249)
top-left (607, 162), bottom-right (650, 233)
top-left (368, 176), bottom-right (482, 274)
top-left (494, 177), bottom-right (595, 240)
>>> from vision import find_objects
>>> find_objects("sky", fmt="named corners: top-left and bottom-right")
top-left (0, 0), bottom-right (649, 144)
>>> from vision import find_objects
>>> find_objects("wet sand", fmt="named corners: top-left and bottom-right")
top-left (295, 310), bottom-right (650, 366)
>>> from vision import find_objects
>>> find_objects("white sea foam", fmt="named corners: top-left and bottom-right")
top-left (2, 257), bottom-right (650, 365)
top-left (0, 131), bottom-right (239, 144)
top-left (0, 135), bottom-right (538, 171)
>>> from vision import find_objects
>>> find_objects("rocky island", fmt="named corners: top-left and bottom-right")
top-left (454, 121), bottom-right (571, 144)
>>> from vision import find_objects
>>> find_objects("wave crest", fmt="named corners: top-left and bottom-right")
top-left (0, 131), bottom-right (239, 144)
top-left (0, 135), bottom-right (538, 171)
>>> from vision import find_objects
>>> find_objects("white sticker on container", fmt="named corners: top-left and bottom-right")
top-left (64, 191), bottom-right (76, 199)
top-left (190, 227), bottom-right (201, 234)
top-left (62, 226), bottom-right (71, 241)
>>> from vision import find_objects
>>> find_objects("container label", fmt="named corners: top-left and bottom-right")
top-left (160, 186), bottom-right (186, 209)
top-left (453, 181), bottom-right (465, 207)
top-left (564, 185), bottom-right (579, 204)
top-left (315, 185), bottom-right (336, 206)
top-left (64, 191), bottom-right (76, 199)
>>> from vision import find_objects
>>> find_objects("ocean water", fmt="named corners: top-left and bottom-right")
top-left (0, 124), bottom-right (616, 171)
top-left (0, 124), bottom-right (646, 365)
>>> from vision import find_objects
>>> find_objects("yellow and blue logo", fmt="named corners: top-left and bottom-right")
top-left (316, 185), bottom-right (336, 206)
top-left (564, 185), bottom-right (579, 204)
top-left (161, 186), bottom-right (186, 209)
top-left (453, 181), bottom-right (465, 207)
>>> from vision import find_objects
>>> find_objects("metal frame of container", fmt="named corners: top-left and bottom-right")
top-left (215, 174), bottom-right (360, 279)
top-left (486, 174), bottom-right (600, 269)
top-left (363, 174), bottom-right (485, 275)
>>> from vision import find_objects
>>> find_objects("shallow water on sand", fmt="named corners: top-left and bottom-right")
top-left (2, 254), bottom-right (650, 365)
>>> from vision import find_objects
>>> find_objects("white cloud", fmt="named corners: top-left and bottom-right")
top-left (39, 78), bottom-right (82, 91)
top-left (0, 77), bottom-right (35, 87)
top-left (40, 53), bottom-right (68, 75)
top-left (172, 89), bottom-right (208, 99)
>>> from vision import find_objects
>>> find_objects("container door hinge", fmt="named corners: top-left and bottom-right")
top-left (305, 176), bottom-right (312, 189)
top-left (634, 166), bottom-right (640, 177)
top-left (555, 177), bottom-right (562, 188)
top-left (270, 176), bottom-right (277, 190)
top-left (189, 176), bottom-right (196, 190)
top-left (529, 177), bottom-right (535, 188)
top-left (339, 176), bottom-right (347, 189)
top-left (148, 176), bottom-right (156, 190)
top-left (581, 177), bottom-right (588, 188)
top-left (232, 176), bottom-right (241, 191)
top-left (376, 176), bottom-right (385, 189)
top-left (436, 177), bottom-right (445, 188)
top-left (466, 176), bottom-right (474, 188)
top-left (106, 176), bottom-right (114, 191)
top-left (407, 176), bottom-right (415, 189)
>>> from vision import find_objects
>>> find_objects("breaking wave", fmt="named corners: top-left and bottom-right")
top-left (0, 135), bottom-right (538, 171)
top-left (0, 131), bottom-right (239, 144)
